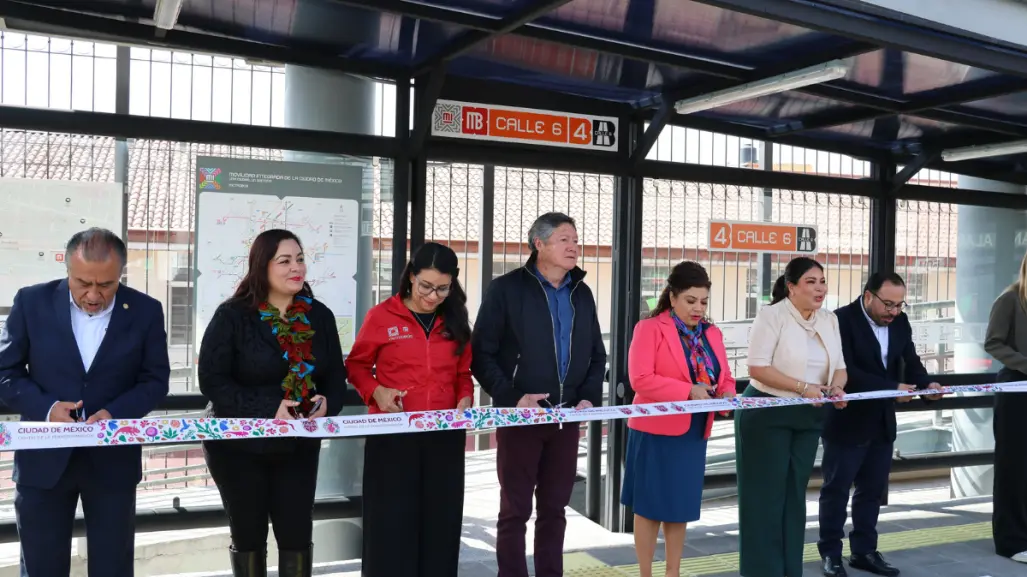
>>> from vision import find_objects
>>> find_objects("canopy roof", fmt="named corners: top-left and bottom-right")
top-left (8, 0), bottom-right (1027, 183)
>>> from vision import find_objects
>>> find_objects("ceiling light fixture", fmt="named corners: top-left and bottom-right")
top-left (673, 60), bottom-right (851, 116)
top-left (153, 0), bottom-right (184, 30)
top-left (942, 139), bottom-right (1027, 162)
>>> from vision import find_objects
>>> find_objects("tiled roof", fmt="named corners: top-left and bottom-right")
top-left (0, 130), bottom-right (960, 257)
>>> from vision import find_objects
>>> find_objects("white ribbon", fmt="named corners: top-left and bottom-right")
top-left (2, 381), bottom-right (1024, 451)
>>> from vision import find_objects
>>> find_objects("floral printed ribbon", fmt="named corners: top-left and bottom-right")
top-left (1, 382), bottom-right (1025, 451)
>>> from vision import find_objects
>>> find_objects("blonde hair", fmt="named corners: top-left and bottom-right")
top-left (1019, 252), bottom-right (1027, 312)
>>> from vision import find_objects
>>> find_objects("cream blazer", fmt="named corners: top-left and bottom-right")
top-left (746, 299), bottom-right (846, 398)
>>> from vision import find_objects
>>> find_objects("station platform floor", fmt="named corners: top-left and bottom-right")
top-left (1, 416), bottom-right (1015, 577)
top-left (160, 481), bottom-right (1017, 577)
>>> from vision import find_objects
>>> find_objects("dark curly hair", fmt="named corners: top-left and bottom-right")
top-left (650, 261), bottom-right (712, 318)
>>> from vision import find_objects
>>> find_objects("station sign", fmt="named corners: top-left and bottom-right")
top-left (708, 220), bottom-right (818, 254)
top-left (431, 99), bottom-right (618, 151)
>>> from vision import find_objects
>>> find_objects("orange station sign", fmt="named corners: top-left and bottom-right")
top-left (431, 100), bottom-right (618, 151)
top-left (709, 220), bottom-right (818, 254)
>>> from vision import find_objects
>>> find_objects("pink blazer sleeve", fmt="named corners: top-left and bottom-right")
top-left (628, 319), bottom-right (692, 402)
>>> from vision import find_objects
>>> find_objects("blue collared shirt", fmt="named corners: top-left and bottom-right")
top-left (533, 266), bottom-right (573, 382)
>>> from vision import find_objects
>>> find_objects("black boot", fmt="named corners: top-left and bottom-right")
top-left (277, 545), bottom-right (313, 577)
top-left (229, 546), bottom-right (267, 577)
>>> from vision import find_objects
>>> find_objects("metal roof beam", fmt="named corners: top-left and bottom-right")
top-left (773, 78), bottom-right (1027, 135)
top-left (891, 150), bottom-right (940, 194)
top-left (690, 0), bottom-right (1027, 79)
top-left (632, 101), bottom-right (672, 167)
top-left (332, 0), bottom-right (753, 78)
top-left (411, 0), bottom-right (574, 76)
top-left (657, 111), bottom-right (890, 162)
top-left (0, 0), bottom-right (405, 78)
top-left (410, 67), bottom-right (448, 156)
top-left (640, 40), bottom-right (878, 110)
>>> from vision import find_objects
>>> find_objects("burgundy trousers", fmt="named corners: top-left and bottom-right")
top-left (495, 423), bottom-right (580, 577)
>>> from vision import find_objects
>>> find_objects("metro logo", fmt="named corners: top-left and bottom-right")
top-left (462, 107), bottom-right (488, 135)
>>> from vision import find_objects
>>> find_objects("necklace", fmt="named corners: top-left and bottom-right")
top-left (414, 311), bottom-right (436, 334)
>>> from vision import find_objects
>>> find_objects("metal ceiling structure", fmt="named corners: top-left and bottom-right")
top-left (2, 0), bottom-right (1025, 534)
top-left (5, 0), bottom-right (1027, 183)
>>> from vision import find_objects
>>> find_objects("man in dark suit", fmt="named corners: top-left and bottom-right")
top-left (0, 228), bottom-right (170, 577)
top-left (818, 272), bottom-right (943, 577)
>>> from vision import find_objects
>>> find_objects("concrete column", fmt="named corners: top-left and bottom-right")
top-left (951, 175), bottom-right (1027, 497)
top-left (283, 27), bottom-right (378, 560)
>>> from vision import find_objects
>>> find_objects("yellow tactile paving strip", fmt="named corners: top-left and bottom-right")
top-left (563, 521), bottom-right (991, 577)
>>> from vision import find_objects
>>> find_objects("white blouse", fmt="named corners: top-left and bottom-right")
top-left (747, 298), bottom-right (845, 398)
top-left (804, 333), bottom-right (830, 386)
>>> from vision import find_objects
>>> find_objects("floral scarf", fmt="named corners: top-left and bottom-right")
top-left (258, 296), bottom-right (316, 403)
top-left (671, 311), bottom-right (717, 389)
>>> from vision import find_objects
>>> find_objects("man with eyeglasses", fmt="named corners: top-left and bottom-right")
top-left (471, 212), bottom-right (607, 577)
top-left (818, 272), bottom-right (944, 577)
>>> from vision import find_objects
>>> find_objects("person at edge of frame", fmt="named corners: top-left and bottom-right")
top-left (983, 251), bottom-right (1027, 566)
top-left (0, 227), bottom-right (171, 577)
top-left (347, 242), bottom-right (474, 577)
top-left (817, 272), bottom-right (944, 577)
top-left (198, 229), bottom-right (348, 577)
top-left (734, 256), bottom-right (848, 577)
top-left (621, 260), bottom-right (737, 577)
top-left (471, 211), bottom-right (607, 577)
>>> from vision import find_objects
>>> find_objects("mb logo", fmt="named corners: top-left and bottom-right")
top-left (796, 226), bottom-right (817, 253)
top-left (592, 121), bottom-right (616, 147)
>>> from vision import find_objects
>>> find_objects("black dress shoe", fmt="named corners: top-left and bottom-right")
top-left (849, 551), bottom-right (900, 576)
top-left (822, 556), bottom-right (848, 577)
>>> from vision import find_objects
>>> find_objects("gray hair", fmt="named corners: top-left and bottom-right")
top-left (527, 212), bottom-right (576, 253)
top-left (66, 228), bottom-right (127, 268)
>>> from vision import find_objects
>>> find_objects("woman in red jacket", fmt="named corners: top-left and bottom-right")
top-left (346, 242), bottom-right (473, 577)
top-left (622, 261), bottom-right (736, 577)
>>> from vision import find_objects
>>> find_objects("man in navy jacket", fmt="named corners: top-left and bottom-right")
top-left (0, 228), bottom-right (170, 577)
top-left (472, 212), bottom-right (607, 577)
top-left (818, 273), bottom-right (942, 577)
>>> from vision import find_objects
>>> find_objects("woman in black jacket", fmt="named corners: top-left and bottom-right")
top-left (198, 228), bottom-right (347, 577)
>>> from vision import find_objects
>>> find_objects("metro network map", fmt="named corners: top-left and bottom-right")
top-left (195, 192), bottom-right (359, 350)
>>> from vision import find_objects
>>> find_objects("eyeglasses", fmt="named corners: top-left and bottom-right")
top-left (871, 292), bottom-right (906, 312)
top-left (415, 278), bottom-right (451, 298)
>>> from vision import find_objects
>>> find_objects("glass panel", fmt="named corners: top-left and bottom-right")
top-left (641, 180), bottom-right (872, 380)
top-left (425, 163), bottom-right (485, 322)
top-left (895, 191), bottom-right (1027, 375)
top-left (0, 32), bottom-right (117, 112)
top-left (126, 142), bottom-right (391, 391)
top-left (492, 167), bottom-right (616, 354)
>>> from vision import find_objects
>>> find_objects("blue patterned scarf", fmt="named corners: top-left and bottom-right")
top-left (671, 312), bottom-right (716, 388)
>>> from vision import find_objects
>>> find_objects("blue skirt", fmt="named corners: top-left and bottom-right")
top-left (620, 413), bottom-right (709, 523)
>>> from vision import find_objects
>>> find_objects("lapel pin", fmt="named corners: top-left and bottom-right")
top-left (123, 303), bottom-right (129, 309)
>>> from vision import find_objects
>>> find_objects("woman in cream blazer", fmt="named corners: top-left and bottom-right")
top-left (735, 257), bottom-right (848, 577)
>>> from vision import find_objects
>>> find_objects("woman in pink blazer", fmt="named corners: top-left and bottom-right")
top-left (621, 261), bottom-right (736, 577)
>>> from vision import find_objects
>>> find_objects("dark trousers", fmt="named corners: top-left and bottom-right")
top-left (361, 430), bottom-right (466, 577)
top-left (735, 387), bottom-right (823, 577)
top-left (16, 450), bottom-right (137, 577)
top-left (994, 390), bottom-right (1027, 557)
top-left (203, 441), bottom-right (320, 552)
top-left (817, 438), bottom-right (893, 558)
top-left (496, 423), bottom-right (580, 577)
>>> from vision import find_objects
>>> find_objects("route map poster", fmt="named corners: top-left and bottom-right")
top-left (0, 178), bottom-right (123, 309)
top-left (194, 157), bottom-right (367, 353)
